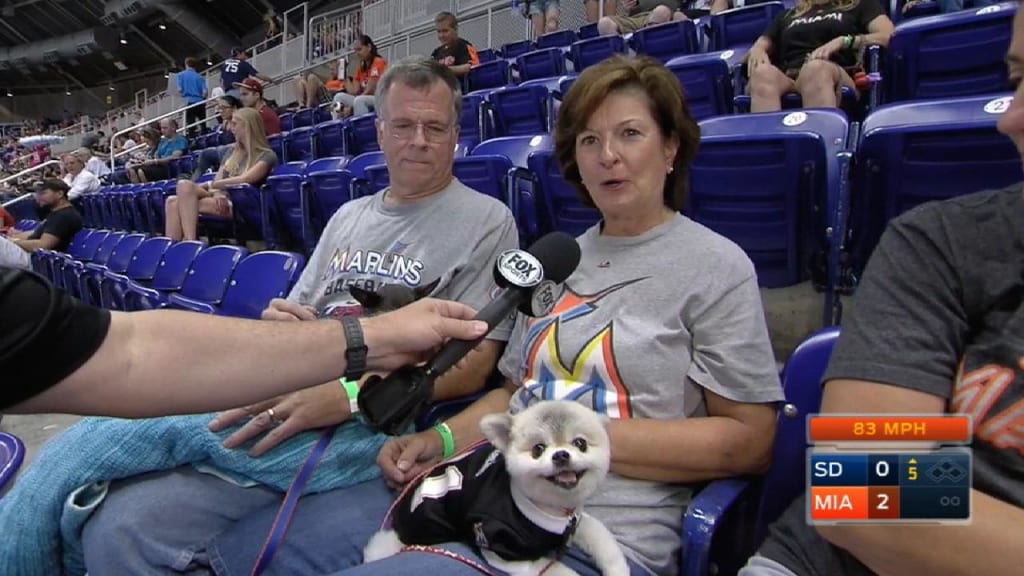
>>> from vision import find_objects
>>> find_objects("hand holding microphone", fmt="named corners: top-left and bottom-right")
top-left (357, 231), bottom-right (582, 435)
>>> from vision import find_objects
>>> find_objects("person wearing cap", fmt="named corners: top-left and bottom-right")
top-left (236, 77), bottom-right (281, 136)
top-left (220, 47), bottom-right (273, 98)
top-left (0, 178), bottom-right (82, 270)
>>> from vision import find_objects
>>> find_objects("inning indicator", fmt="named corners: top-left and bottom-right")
top-left (807, 448), bottom-right (971, 524)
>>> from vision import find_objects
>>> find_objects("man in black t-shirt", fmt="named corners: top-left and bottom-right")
top-left (0, 178), bottom-right (81, 270)
top-left (431, 12), bottom-right (479, 78)
top-left (739, 11), bottom-right (1024, 574)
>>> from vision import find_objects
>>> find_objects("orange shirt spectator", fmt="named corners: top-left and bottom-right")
top-left (355, 56), bottom-right (387, 92)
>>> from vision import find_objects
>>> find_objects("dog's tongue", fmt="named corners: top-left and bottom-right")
top-left (555, 471), bottom-right (578, 484)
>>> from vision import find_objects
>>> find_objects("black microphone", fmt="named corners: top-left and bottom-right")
top-left (357, 231), bottom-right (582, 435)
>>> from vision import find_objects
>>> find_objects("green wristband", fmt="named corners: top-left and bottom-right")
top-left (340, 378), bottom-right (360, 415)
top-left (432, 422), bottom-right (456, 459)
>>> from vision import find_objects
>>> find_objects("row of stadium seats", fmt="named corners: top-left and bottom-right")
top-left (76, 92), bottom-right (1019, 325)
top-left (31, 233), bottom-right (304, 319)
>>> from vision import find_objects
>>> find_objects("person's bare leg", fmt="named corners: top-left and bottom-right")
top-left (585, 0), bottom-right (600, 22)
top-left (532, 13), bottom-right (545, 37)
top-left (796, 60), bottom-right (852, 109)
top-left (305, 74), bottom-right (325, 108)
top-left (293, 76), bottom-right (307, 107)
top-left (175, 180), bottom-right (205, 242)
top-left (648, 5), bottom-right (674, 25)
top-left (749, 65), bottom-right (796, 113)
top-left (598, 16), bottom-right (620, 35)
top-left (604, 0), bottom-right (618, 18)
top-left (164, 196), bottom-right (183, 241)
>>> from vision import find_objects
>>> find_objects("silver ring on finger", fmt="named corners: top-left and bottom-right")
top-left (265, 408), bottom-right (283, 426)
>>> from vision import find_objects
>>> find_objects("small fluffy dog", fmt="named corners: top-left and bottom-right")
top-left (363, 401), bottom-right (628, 576)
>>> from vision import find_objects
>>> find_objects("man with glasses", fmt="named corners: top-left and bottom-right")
top-left (0, 179), bottom-right (82, 270)
top-left (77, 56), bottom-right (521, 576)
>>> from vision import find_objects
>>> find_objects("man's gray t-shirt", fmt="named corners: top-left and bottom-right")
top-left (498, 214), bottom-right (783, 576)
top-left (759, 187), bottom-right (1024, 575)
top-left (288, 177), bottom-right (518, 342)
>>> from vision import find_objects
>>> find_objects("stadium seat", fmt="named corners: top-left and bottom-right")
top-left (286, 126), bottom-right (316, 164)
top-left (80, 233), bottom-right (146, 306)
top-left (307, 153), bottom-right (382, 231)
top-left (0, 432), bottom-right (25, 495)
top-left (293, 107), bottom-right (316, 128)
top-left (488, 84), bottom-right (552, 136)
top-left (884, 3), bottom-right (1016, 102)
top-left (346, 113), bottom-right (380, 155)
top-left (122, 240), bottom-right (203, 311)
top-left (516, 48), bottom-right (568, 82)
top-left (477, 48), bottom-right (498, 63)
top-left (501, 39), bottom-right (534, 59)
top-left (535, 29), bottom-right (577, 50)
top-left (101, 236), bottom-right (173, 310)
top-left (578, 22), bottom-right (599, 39)
top-left (467, 59), bottom-right (512, 92)
top-left (682, 326), bottom-right (836, 576)
top-left (314, 119), bottom-right (347, 158)
top-left (168, 251), bottom-right (305, 319)
top-left (265, 161), bottom-right (315, 254)
top-left (63, 231), bottom-right (125, 300)
top-left (569, 35), bottom-right (627, 71)
top-left (471, 134), bottom-right (556, 245)
top-left (126, 244), bottom-right (245, 311)
top-left (666, 52), bottom-right (735, 120)
top-left (460, 93), bottom-right (490, 150)
top-left (630, 20), bottom-right (699, 63)
top-left (691, 109), bottom-right (851, 325)
top-left (707, 2), bottom-right (786, 52)
top-left (527, 150), bottom-right (602, 240)
top-left (279, 112), bottom-right (294, 133)
top-left (848, 93), bottom-right (1020, 279)
top-left (268, 134), bottom-right (286, 162)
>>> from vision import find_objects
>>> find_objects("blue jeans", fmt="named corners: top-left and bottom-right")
top-left (81, 466), bottom-right (651, 576)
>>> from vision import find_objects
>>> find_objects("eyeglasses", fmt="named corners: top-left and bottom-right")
top-left (382, 119), bottom-right (454, 143)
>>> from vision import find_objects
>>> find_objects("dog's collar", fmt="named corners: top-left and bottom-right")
top-left (510, 485), bottom-right (579, 535)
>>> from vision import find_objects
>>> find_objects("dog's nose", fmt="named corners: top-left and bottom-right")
top-left (552, 450), bottom-right (570, 466)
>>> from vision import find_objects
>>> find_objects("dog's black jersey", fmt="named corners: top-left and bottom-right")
top-left (390, 445), bottom-right (579, 561)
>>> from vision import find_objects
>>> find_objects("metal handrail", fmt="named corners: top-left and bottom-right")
top-left (108, 94), bottom-right (226, 170)
top-left (0, 159), bottom-right (62, 186)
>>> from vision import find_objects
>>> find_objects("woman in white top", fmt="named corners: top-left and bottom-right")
top-left (61, 150), bottom-right (101, 201)
top-left (164, 107), bottom-right (278, 241)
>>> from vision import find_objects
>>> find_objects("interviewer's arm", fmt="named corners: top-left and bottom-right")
top-left (814, 380), bottom-right (1024, 576)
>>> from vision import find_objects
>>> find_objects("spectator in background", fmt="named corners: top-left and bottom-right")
top-left (78, 134), bottom-right (112, 178)
top-left (294, 56), bottom-right (346, 110)
top-left (333, 35), bottom-right (386, 118)
top-left (126, 118), bottom-right (187, 183)
top-left (432, 11), bottom-right (479, 78)
top-left (0, 179), bottom-right (81, 270)
top-left (177, 57), bottom-right (208, 138)
top-left (61, 151), bottom-right (101, 201)
top-left (585, 0), bottom-right (619, 22)
top-left (902, 0), bottom-right (993, 14)
top-left (235, 77), bottom-right (281, 136)
top-left (164, 107), bottom-right (277, 241)
top-left (746, 0), bottom-right (893, 113)
top-left (526, 0), bottom-right (561, 36)
top-left (598, 0), bottom-right (729, 35)
top-left (220, 47), bottom-right (273, 98)
top-left (0, 204), bottom-right (14, 231)
top-left (192, 95), bottom-right (242, 178)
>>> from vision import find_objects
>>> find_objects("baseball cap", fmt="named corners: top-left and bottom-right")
top-left (230, 46), bottom-right (247, 57)
top-left (234, 77), bottom-right (264, 95)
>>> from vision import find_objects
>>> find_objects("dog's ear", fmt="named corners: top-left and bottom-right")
top-left (413, 276), bottom-right (442, 300)
top-left (349, 286), bottom-right (380, 309)
top-left (479, 412), bottom-right (514, 452)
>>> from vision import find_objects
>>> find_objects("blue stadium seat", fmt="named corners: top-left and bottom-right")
top-left (516, 48), bottom-right (568, 82)
top-left (630, 20), bottom-right (699, 63)
top-left (122, 240), bottom-right (203, 311)
top-left (453, 155), bottom-right (515, 206)
top-left (65, 232), bottom-right (125, 300)
top-left (467, 59), bottom-right (512, 92)
top-left (346, 113), bottom-right (380, 155)
top-left (666, 52), bottom-right (734, 120)
top-left (101, 236), bottom-right (173, 310)
top-left (501, 39), bottom-right (534, 59)
top-left (569, 35), bottom-right (627, 70)
top-left (168, 251), bottom-right (305, 319)
top-left (707, 2), bottom-right (785, 52)
top-left (578, 22), bottom-right (599, 39)
top-left (314, 119), bottom-right (347, 158)
top-left (848, 93), bottom-right (1020, 278)
top-left (527, 150), bottom-right (602, 240)
top-left (265, 161), bottom-right (315, 254)
top-left (536, 29), bottom-right (577, 49)
top-left (293, 107), bottom-right (316, 128)
top-left (884, 2), bottom-right (1016, 103)
top-left (307, 153), bottom-right (382, 231)
top-left (460, 93), bottom-right (490, 150)
top-left (683, 327), bottom-right (835, 576)
top-left (268, 133), bottom-right (285, 162)
top-left (81, 233), bottom-right (146, 307)
top-left (286, 126), bottom-right (316, 163)
top-left (488, 84), bottom-right (552, 136)
top-left (0, 432), bottom-right (24, 494)
top-left (692, 109), bottom-right (851, 324)
top-left (477, 48), bottom-right (498, 63)
top-left (279, 112), bottom-right (294, 132)
top-left (127, 244), bottom-right (245, 311)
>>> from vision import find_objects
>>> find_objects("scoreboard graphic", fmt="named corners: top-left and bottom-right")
top-left (806, 415), bottom-right (973, 525)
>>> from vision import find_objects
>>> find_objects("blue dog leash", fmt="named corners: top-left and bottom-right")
top-left (250, 426), bottom-right (338, 576)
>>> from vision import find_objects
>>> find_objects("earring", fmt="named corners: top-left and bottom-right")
top-left (667, 166), bottom-right (674, 174)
